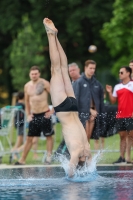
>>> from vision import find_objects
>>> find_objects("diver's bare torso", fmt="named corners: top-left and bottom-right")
top-left (56, 112), bottom-right (91, 159)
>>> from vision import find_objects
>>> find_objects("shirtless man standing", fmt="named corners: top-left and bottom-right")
top-left (15, 66), bottom-right (54, 165)
top-left (43, 18), bottom-right (91, 176)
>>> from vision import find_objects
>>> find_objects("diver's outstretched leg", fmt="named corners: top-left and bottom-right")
top-left (55, 36), bottom-right (75, 97)
top-left (43, 18), bottom-right (67, 106)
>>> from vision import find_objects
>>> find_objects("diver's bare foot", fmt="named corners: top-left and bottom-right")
top-left (43, 18), bottom-right (58, 34)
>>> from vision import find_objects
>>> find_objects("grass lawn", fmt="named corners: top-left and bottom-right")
top-left (0, 123), bottom-right (132, 165)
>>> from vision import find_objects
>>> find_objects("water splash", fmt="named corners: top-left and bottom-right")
top-left (54, 151), bottom-right (102, 182)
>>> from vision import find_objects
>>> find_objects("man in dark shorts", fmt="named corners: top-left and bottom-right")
top-left (28, 112), bottom-right (54, 137)
top-left (106, 66), bottom-right (133, 164)
top-left (15, 66), bottom-right (54, 165)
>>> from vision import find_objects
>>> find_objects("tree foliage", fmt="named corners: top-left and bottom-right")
top-left (10, 15), bottom-right (45, 90)
top-left (0, 0), bottom-right (115, 104)
top-left (101, 0), bottom-right (133, 76)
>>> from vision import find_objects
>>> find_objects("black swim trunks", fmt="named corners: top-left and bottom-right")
top-left (28, 112), bottom-right (54, 137)
top-left (115, 118), bottom-right (133, 132)
top-left (54, 97), bottom-right (78, 113)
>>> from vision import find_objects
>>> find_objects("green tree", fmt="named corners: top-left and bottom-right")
top-left (10, 15), bottom-right (46, 90)
top-left (28, 0), bottom-right (115, 85)
top-left (101, 0), bottom-right (133, 76)
top-left (0, 0), bottom-right (115, 105)
top-left (0, 0), bottom-right (32, 104)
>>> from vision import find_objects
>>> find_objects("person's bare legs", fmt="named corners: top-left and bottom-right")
top-left (32, 137), bottom-right (39, 160)
top-left (46, 136), bottom-right (53, 155)
top-left (45, 135), bottom-right (54, 163)
top-left (119, 131), bottom-right (126, 159)
top-left (43, 18), bottom-right (67, 107)
top-left (12, 135), bottom-right (23, 151)
top-left (17, 136), bottom-right (33, 164)
top-left (100, 137), bottom-right (105, 149)
top-left (126, 130), bottom-right (133, 162)
top-left (85, 118), bottom-right (95, 142)
top-left (94, 138), bottom-right (104, 150)
top-left (16, 144), bottom-right (24, 152)
top-left (55, 37), bottom-right (75, 97)
top-left (94, 140), bottom-right (100, 150)
top-left (11, 135), bottom-right (23, 160)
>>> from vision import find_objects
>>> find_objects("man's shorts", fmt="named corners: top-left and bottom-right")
top-left (116, 118), bottom-right (133, 132)
top-left (28, 112), bottom-right (54, 137)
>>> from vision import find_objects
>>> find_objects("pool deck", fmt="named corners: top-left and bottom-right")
top-left (0, 163), bottom-right (132, 169)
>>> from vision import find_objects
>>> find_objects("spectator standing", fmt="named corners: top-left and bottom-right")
top-left (106, 66), bottom-right (133, 164)
top-left (73, 60), bottom-right (105, 141)
top-left (15, 66), bottom-right (54, 165)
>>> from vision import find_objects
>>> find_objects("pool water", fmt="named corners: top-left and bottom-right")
top-left (0, 165), bottom-right (133, 200)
